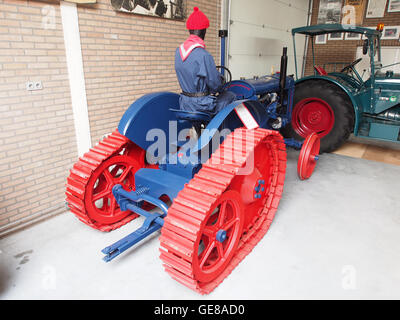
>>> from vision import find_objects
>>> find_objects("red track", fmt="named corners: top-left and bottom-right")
top-left (65, 130), bottom-right (148, 232)
top-left (159, 128), bottom-right (287, 294)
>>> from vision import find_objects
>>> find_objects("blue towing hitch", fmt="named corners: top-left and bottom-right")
top-left (101, 185), bottom-right (168, 262)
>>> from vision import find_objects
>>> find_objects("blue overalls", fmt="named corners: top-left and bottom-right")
top-left (175, 44), bottom-right (236, 114)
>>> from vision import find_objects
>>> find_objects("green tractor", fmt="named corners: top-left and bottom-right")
top-left (286, 24), bottom-right (400, 153)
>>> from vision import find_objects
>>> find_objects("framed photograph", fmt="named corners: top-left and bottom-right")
top-left (328, 32), bottom-right (344, 40)
top-left (388, 0), bottom-right (400, 12)
top-left (315, 34), bottom-right (327, 44)
top-left (381, 26), bottom-right (400, 39)
top-left (111, 0), bottom-right (187, 21)
top-left (317, 0), bottom-right (343, 24)
top-left (345, 32), bottom-right (362, 40)
top-left (366, 0), bottom-right (387, 18)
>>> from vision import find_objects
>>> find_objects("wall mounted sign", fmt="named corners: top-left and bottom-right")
top-left (315, 34), bottom-right (327, 44)
top-left (366, 0), bottom-right (387, 18)
top-left (345, 32), bottom-right (362, 40)
top-left (317, 0), bottom-right (343, 24)
top-left (111, 0), bottom-right (187, 20)
top-left (342, 0), bottom-right (367, 25)
top-left (328, 32), bottom-right (344, 40)
top-left (381, 25), bottom-right (400, 39)
top-left (388, 0), bottom-right (400, 12)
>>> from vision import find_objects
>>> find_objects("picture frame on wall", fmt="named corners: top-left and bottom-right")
top-left (388, 0), bottom-right (400, 12)
top-left (111, 0), bottom-right (187, 21)
top-left (317, 0), bottom-right (343, 24)
top-left (328, 32), bottom-right (344, 40)
top-left (366, 0), bottom-right (387, 18)
top-left (381, 26), bottom-right (400, 39)
top-left (315, 34), bottom-right (327, 44)
top-left (345, 32), bottom-right (362, 40)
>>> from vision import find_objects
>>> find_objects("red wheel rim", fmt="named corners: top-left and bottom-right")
top-left (298, 132), bottom-right (320, 180)
top-left (85, 155), bottom-right (141, 225)
top-left (66, 129), bottom-right (156, 231)
top-left (193, 191), bottom-right (244, 283)
top-left (292, 98), bottom-right (335, 138)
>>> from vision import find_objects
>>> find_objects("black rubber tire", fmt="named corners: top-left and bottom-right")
top-left (282, 80), bottom-right (355, 154)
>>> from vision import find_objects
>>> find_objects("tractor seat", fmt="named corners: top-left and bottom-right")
top-left (169, 108), bottom-right (214, 123)
top-left (314, 65), bottom-right (328, 76)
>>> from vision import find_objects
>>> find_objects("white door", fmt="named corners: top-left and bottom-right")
top-left (227, 0), bottom-right (311, 80)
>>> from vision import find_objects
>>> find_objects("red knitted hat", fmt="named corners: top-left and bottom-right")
top-left (186, 7), bottom-right (210, 30)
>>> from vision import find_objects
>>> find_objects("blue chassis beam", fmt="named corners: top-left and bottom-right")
top-left (101, 185), bottom-right (167, 262)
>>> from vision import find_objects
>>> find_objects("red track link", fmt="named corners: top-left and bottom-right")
top-left (65, 130), bottom-right (147, 232)
top-left (159, 128), bottom-right (287, 294)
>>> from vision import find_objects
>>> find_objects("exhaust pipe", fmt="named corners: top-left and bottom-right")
top-left (279, 47), bottom-right (288, 102)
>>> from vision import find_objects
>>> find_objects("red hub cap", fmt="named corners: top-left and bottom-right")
top-left (292, 98), bottom-right (335, 138)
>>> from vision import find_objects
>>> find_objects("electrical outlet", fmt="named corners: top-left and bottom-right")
top-left (26, 81), bottom-right (43, 91)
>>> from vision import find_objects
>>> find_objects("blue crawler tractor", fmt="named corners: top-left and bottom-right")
top-left (65, 47), bottom-right (320, 294)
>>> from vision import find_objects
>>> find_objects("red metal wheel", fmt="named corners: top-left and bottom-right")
top-left (297, 132), bottom-right (320, 180)
top-left (193, 190), bottom-right (244, 283)
top-left (66, 130), bottom-right (151, 231)
top-left (292, 97), bottom-right (335, 138)
top-left (84, 155), bottom-right (141, 226)
top-left (160, 128), bottom-right (287, 294)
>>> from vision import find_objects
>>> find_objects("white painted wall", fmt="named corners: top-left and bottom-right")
top-left (60, 1), bottom-right (92, 157)
top-left (227, 0), bottom-right (311, 79)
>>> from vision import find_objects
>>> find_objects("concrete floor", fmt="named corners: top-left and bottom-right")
top-left (1, 151), bottom-right (400, 300)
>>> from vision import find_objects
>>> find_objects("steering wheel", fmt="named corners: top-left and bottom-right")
top-left (340, 58), bottom-right (362, 73)
top-left (216, 65), bottom-right (232, 85)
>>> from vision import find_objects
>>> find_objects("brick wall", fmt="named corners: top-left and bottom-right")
top-left (77, 0), bottom-right (221, 144)
top-left (0, 0), bottom-right (77, 232)
top-left (0, 0), bottom-right (221, 233)
top-left (304, 0), bottom-right (400, 76)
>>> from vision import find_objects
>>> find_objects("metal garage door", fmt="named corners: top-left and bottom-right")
top-left (227, 0), bottom-right (311, 79)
